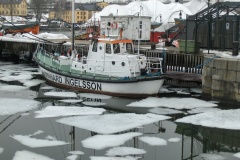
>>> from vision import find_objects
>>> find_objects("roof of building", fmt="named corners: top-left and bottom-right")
top-left (0, 0), bottom-right (24, 4)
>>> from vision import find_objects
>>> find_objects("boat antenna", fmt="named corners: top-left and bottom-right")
top-left (71, 0), bottom-right (75, 55)
top-left (137, 5), bottom-right (142, 55)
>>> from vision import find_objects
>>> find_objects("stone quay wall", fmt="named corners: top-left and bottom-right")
top-left (202, 54), bottom-right (240, 102)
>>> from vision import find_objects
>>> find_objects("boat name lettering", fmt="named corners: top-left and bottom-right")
top-left (42, 70), bottom-right (62, 83)
top-left (65, 77), bottom-right (102, 91)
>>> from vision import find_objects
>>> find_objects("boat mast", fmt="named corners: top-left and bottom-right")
top-left (137, 5), bottom-right (142, 55)
top-left (71, 0), bottom-right (75, 54)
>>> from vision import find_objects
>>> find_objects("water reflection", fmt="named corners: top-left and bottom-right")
top-left (0, 62), bottom-right (240, 159)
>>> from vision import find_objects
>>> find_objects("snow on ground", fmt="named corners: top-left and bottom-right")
top-left (58, 99), bottom-right (83, 103)
top-left (79, 93), bottom-right (112, 99)
top-left (175, 109), bottom-right (240, 130)
top-left (105, 147), bottom-right (146, 156)
top-left (148, 107), bottom-right (184, 115)
top-left (90, 156), bottom-right (141, 160)
top-left (82, 132), bottom-right (142, 150)
top-left (35, 106), bottom-right (106, 118)
top-left (139, 136), bottom-right (167, 146)
top-left (187, 107), bottom-right (221, 114)
top-left (12, 150), bottom-right (55, 160)
top-left (197, 153), bottom-right (226, 160)
top-left (10, 132), bottom-right (70, 148)
top-left (127, 97), bottom-right (217, 109)
top-left (0, 147), bottom-right (4, 154)
top-left (0, 98), bottom-right (39, 115)
top-left (0, 85), bottom-right (29, 92)
top-left (168, 138), bottom-right (181, 143)
top-left (57, 113), bottom-right (170, 134)
top-left (44, 91), bottom-right (77, 98)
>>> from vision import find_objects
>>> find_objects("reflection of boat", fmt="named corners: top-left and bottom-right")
top-left (1, 22), bottom-right (40, 35)
top-left (33, 36), bottom-right (164, 97)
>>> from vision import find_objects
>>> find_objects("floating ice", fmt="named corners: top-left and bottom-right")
top-left (139, 136), bottom-right (167, 146)
top-left (187, 107), bottom-right (221, 114)
top-left (159, 87), bottom-right (175, 93)
top-left (233, 152), bottom-right (240, 158)
top-left (149, 107), bottom-right (184, 115)
top-left (31, 130), bottom-right (44, 136)
top-left (0, 85), bottom-right (28, 92)
top-left (44, 91), bottom-right (77, 98)
top-left (21, 79), bottom-right (45, 87)
top-left (82, 132), bottom-right (142, 150)
top-left (66, 155), bottom-right (78, 160)
top-left (10, 133), bottom-right (70, 148)
top-left (90, 156), bottom-right (141, 160)
top-left (0, 74), bottom-right (33, 82)
top-left (35, 106), bottom-right (106, 118)
top-left (127, 97), bottom-right (217, 109)
top-left (198, 153), bottom-right (226, 160)
top-left (40, 86), bottom-right (55, 90)
top-left (57, 113), bottom-right (170, 134)
top-left (79, 93), bottom-right (112, 99)
top-left (58, 99), bottom-right (83, 103)
top-left (12, 150), bottom-right (55, 160)
top-left (68, 151), bottom-right (84, 155)
top-left (0, 98), bottom-right (39, 115)
top-left (190, 88), bottom-right (202, 94)
top-left (82, 101), bottom-right (106, 106)
top-left (168, 138), bottom-right (180, 143)
top-left (21, 67), bottom-right (39, 71)
top-left (105, 147), bottom-right (146, 156)
top-left (0, 147), bottom-right (4, 154)
top-left (176, 109), bottom-right (240, 130)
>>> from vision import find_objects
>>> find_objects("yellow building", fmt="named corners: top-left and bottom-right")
top-left (49, 2), bottom-right (107, 24)
top-left (0, 0), bottom-right (27, 16)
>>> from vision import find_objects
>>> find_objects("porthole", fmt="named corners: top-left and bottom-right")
top-left (121, 62), bottom-right (125, 66)
top-left (112, 61), bottom-right (115, 65)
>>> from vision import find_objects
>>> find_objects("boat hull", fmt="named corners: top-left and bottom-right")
top-left (38, 66), bottom-right (164, 98)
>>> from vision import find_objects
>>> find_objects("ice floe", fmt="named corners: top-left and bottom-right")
top-left (176, 109), bottom-right (240, 130)
top-left (21, 79), bottom-right (45, 87)
top-left (0, 74), bottom-right (33, 82)
top-left (187, 107), bottom-right (221, 114)
top-left (82, 132), bottom-right (142, 150)
top-left (82, 101), bottom-right (106, 106)
top-left (35, 106), bottom-right (106, 118)
top-left (90, 156), bottom-right (141, 160)
top-left (66, 155), bottom-right (78, 160)
top-left (105, 147), bottom-right (146, 156)
top-left (139, 136), bottom-right (167, 146)
top-left (198, 153), bottom-right (226, 160)
top-left (44, 91), bottom-right (77, 98)
top-left (0, 85), bottom-right (29, 92)
top-left (68, 150), bottom-right (84, 155)
top-left (167, 138), bottom-right (180, 143)
top-left (127, 97), bottom-right (217, 109)
top-left (57, 113), bottom-right (170, 134)
top-left (10, 132), bottom-right (70, 148)
top-left (149, 107), bottom-right (184, 115)
top-left (0, 147), bottom-right (4, 154)
top-left (12, 150), bottom-right (54, 160)
top-left (0, 98), bottom-right (39, 115)
top-left (233, 152), bottom-right (240, 158)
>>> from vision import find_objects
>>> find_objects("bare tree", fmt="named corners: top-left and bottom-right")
top-left (29, 0), bottom-right (49, 22)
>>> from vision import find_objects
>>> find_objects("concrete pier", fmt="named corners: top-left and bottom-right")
top-left (202, 55), bottom-right (240, 102)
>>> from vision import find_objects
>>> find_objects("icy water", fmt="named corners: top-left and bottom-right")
top-left (0, 62), bottom-right (240, 160)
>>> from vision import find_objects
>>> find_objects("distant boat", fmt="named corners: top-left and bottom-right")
top-left (1, 22), bottom-right (40, 35)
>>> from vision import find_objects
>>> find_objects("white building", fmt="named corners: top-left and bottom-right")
top-left (100, 15), bottom-right (151, 41)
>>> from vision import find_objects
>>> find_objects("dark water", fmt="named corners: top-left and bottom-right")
top-left (0, 62), bottom-right (240, 160)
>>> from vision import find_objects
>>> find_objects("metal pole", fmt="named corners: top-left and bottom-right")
top-left (71, 0), bottom-right (75, 53)
top-left (185, 15), bottom-right (188, 54)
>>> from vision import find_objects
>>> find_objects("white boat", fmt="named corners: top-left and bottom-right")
top-left (32, 37), bottom-right (165, 98)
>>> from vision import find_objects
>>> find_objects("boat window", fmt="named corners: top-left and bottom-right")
top-left (113, 43), bottom-right (120, 54)
top-left (92, 42), bottom-right (98, 52)
top-left (126, 43), bottom-right (133, 53)
top-left (106, 43), bottom-right (111, 54)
